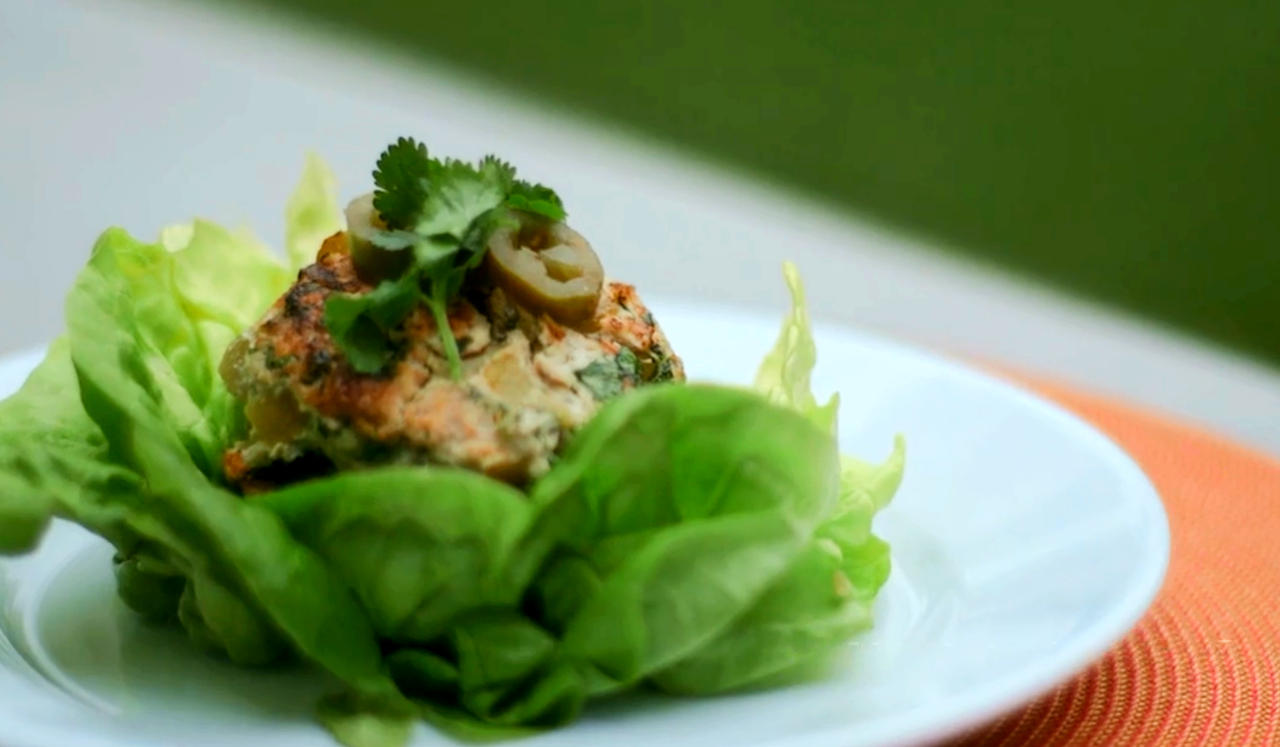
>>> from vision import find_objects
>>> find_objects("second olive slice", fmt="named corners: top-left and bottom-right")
top-left (484, 213), bottom-right (604, 327)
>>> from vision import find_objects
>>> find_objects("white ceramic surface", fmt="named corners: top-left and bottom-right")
top-left (0, 301), bottom-right (1170, 747)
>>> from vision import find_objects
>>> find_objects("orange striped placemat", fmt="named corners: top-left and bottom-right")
top-left (947, 375), bottom-right (1280, 746)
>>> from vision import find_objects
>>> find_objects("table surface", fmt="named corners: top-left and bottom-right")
top-left (4, 0), bottom-right (1280, 459)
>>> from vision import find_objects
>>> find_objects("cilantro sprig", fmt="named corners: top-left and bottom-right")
top-left (324, 138), bottom-right (566, 378)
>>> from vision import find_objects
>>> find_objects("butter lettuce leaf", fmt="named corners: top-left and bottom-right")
top-left (753, 261), bottom-right (840, 434)
top-left (644, 262), bottom-right (905, 696)
top-left (286, 151), bottom-right (345, 272)
top-left (0, 153), bottom-right (903, 747)
top-left (0, 337), bottom-right (139, 555)
top-left (64, 229), bottom-right (389, 682)
top-left (515, 384), bottom-right (841, 685)
top-left (260, 467), bottom-right (534, 644)
top-left (387, 611), bottom-right (586, 731)
top-left (0, 163), bottom-right (406, 746)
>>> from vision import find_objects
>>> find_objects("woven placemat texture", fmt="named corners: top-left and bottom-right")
top-left (950, 378), bottom-right (1280, 746)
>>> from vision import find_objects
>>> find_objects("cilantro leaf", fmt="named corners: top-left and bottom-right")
top-left (413, 236), bottom-right (462, 273)
top-left (506, 180), bottom-right (566, 222)
top-left (373, 138), bottom-right (432, 230)
top-left (415, 159), bottom-right (510, 240)
top-left (324, 272), bottom-right (422, 374)
top-left (369, 229), bottom-right (420, 252)
top-left (479, 155), bottom-right (517, 188)
top-left (460, 208), bottom-right (518, 259)
top-left (575, 348), bottom-right (640, 401)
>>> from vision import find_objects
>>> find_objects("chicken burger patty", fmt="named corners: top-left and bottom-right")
top-left (219, 224), bottom-right (684, 494)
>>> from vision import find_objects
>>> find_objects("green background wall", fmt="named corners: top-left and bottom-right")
top-left (216, 0), bottom-right (1279, 364)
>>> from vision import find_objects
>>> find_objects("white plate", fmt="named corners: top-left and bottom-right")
top-left (0, 300), bottom-right (1170, 747)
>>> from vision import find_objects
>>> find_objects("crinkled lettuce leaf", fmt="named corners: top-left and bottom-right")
top-left (260, 467), bottom-right (533, 644)
top-left (518, 384), bottom-right (841, 684)
top-left (67, 226), bottom-right (285, 476)
top-left (753, 261), bottom-right (841, 435)
top-left (388, 611), bottom-right (587, 731)
top-left (0, 337), bottom-right (141, 555)
top-left (648, 262), bottom-right (904, 695)
top-left (286, 153), bottom-right (344, 272)
top-left (0, 164), bottom-right (404, 746)
top-left (65, 225), bottom-right (389, 681)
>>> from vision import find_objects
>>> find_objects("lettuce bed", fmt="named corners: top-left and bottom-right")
top-left (0, 156), bottom-right (904, 747)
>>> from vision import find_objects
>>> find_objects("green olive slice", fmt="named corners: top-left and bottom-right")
top-left (345, 192), bottom-right (412, 284)
top-left (484, 214), bottom-right (604, 326)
